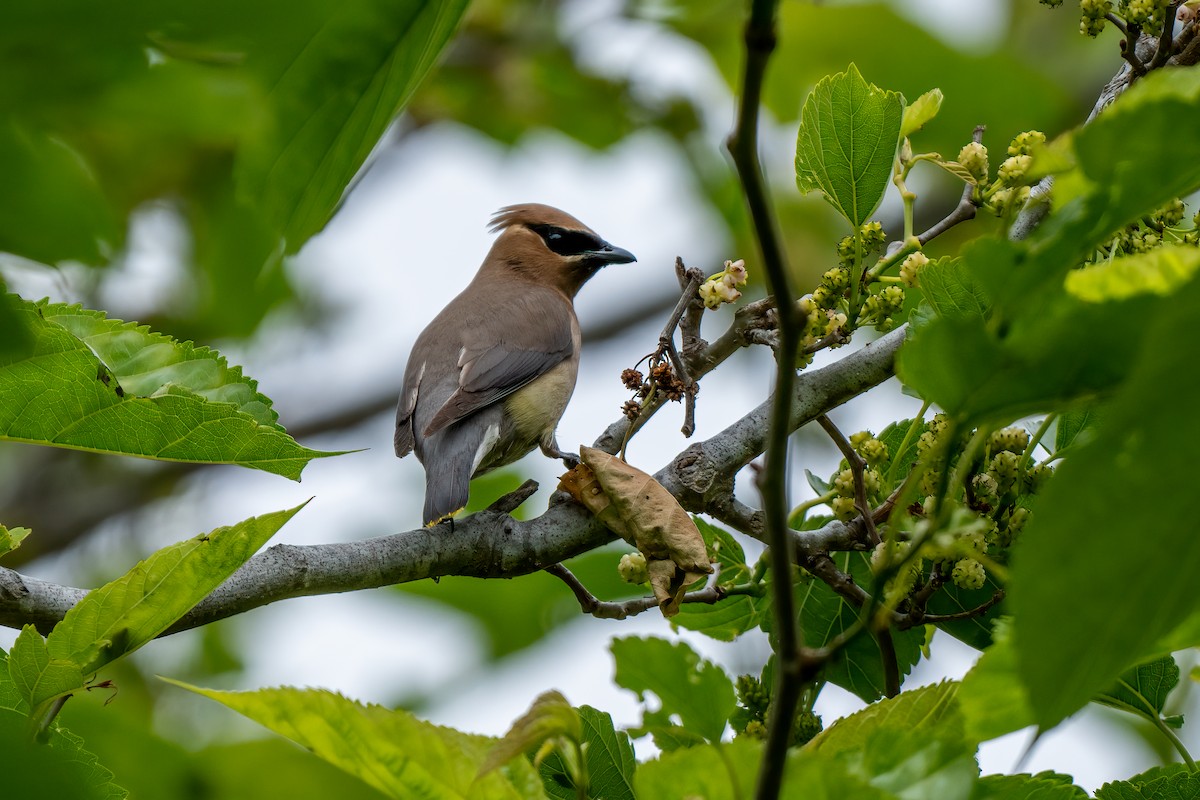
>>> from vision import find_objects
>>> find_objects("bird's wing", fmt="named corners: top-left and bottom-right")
top-left (422, 299), bottom-right (575, 438)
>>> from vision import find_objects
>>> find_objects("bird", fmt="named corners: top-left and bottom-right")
top-left (395, 203), bottom-right (637, 526)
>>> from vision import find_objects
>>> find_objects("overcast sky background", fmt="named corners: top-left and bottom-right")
top-left (2, 0), bottom-right (1196, 789)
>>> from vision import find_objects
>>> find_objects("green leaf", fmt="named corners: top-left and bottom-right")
top-left (539, 706), bottom-right (635, 800)
top-left (168, 682), bottom-right (542, 800)
top-left (38, 301), bottom-right (283, 428)
top-left (958, 620), bottom-right (1034, 742)
top-left (795, 63), bottom-right (905, 227)
top-left (808, 681), bottom-right (962, 756)
top-left (1094, 765), bottom-right (1200, 800)
top-left (0, 524), bottom-right (30, 559)
top-left (12, 506), bottom-right (300, 711)
top-left (1054, 408), bottom-right (1098, 454)
top-left (0, 706), bottom-right (128, 800)
top-left (972, 772), bottom-right (1087, 800)
top-left (233, 0), bottom-right (471, 249)
top-left (1010, 274), bottom-right (1200, 730)
top-left (610, 636), bottom-right (735, 746)
top-left (919, 257), bottom-right (989, 321)
top-left (1065, 246), bottom-right (1200, 303)
top-left (0, 122), bottom-right (119, 265)
top-left (0, 299), bottom-right (338, 479)
top-left (1047, 67), bottom-right (1200, 255)
top-left (481, 691), bottom-right (580, 779)
top-left (1095, 655), bottom-right (1180, 723)
top-left (633, 740), bottom-right (760, 800)
top-left (794, 552), bottom-right (923, 702)
top-left (673, 519), bottom-right (769, 641)
top-left (900, 88), bottom-right (943, 138)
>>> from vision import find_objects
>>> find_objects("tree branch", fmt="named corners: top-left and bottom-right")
top-left (545, 563), bottom-right (725, 620)
top-left (0, 327), bottom-right (906, 636)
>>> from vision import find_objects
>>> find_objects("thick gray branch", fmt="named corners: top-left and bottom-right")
top-left (0, 328), bottom-right (904, 635)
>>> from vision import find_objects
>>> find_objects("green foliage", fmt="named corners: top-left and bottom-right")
top-left (795, 64), bottom-right (905, 228)
top-left (538, 706), bottom-right (636, 800)
top-left (170, 681), bottom-right (546, 799)
top-left (972, 772), bottom-right (1088, 800)
top-left (672, 518), bottom-right (769, 640)
top-left (0, 297), bottom-right (338, 478)
top-left (1094, 765), bottom-right (1200, 800)
top-left (9, 506), bottom-right (301, 719)
top-left (0, 523), bottom-right (30, 559)
top-left (611, 636), bottom-right (735, 748)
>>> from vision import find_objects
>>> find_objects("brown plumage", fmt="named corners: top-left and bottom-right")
top-left (395, 203), bottom-right (636, 525)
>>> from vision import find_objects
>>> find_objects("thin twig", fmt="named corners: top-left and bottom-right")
top-left (916, 126), bottom-right (984, 246)
top-left (875, 628), bottom-right (900, 698)
top-left (544, 563), bottom-right (724, 619)
top-left (658, 258), bottom-right (704, 436)
top-left (1149, 2), bottom-right (1181, 69)
top-left (1106, 12), bottom-right (1130, 38)
top-left (1120, 24), bottom-right (1148, 78)
top-left (817, 415), bottom-right (880, 546)
top-left (905, 590), bottom-right (1006, 627)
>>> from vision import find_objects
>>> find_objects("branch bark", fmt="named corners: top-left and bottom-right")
top-left (0, 327), bottom-right (905, 636)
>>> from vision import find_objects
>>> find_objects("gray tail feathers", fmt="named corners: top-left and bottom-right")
top-left (419, 422), bottom-right (486, 526)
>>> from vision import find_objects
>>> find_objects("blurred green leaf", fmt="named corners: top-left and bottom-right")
top-left (958, 620), bottom-right (1034, 743)
top-left (971, 772), bottom-right (1087, 800)
top-left (481, 690), bottom-right (579, 779)
top-left (0, 123), bottom-right (119, 265)
top-left (1010, 274), bottom-right (1200, 730)
top-left (901, 88), bottom-right (943, 139)
top-left (1065, 246), bottom-right (1200, 303)
top-left (795, 64), bottom-right (904, 228)
top-left (809, 681), bottom-right (962, 756)
top-left (633, 739), bottom-right (761, 800)
top-left (0, 707), bottom-right (127, 800)
top-left (611, 636), bottom-right (735, 747)
top-left (1054, 407), bottom-right (1097, 454)
top-left (167, 682), bottom-right (545, 799)
top-left (0, 524), bottom-right (30, 560)
top-left (0, 299), bottom-right (338, 478)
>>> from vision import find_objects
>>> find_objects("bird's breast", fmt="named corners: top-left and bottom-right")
top-left (504, 356), bottom-right (578, 442)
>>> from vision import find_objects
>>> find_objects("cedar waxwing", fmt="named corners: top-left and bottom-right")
top-left (395, 204), bottom-right (636, 526)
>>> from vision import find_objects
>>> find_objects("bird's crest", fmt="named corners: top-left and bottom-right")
top-left (489, 204), bottom-right (593, 234)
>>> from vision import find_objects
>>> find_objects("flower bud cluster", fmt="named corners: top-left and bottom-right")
top-left (699, 259), bottom-right (748, 310)
top-left (1079, 0), bottom-right (1113, 36)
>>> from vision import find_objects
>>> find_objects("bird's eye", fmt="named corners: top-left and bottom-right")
top-left (533, 225), bottom-right (602, 257)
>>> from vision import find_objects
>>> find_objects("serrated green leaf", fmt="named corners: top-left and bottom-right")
top-left (38, 300), bottom-right (282, 428)
top-left (795, 63), bottom-right (905, 227)
top-left (167, 681), bottom-right (540, 799)
top-left (806, 469), bottom-right (833, 495)
top-left (611, 636), bottom-right (735, 746)
top-left (673, 519), bottom-right (769, 641)
top-left (14, 506), bottom-right (300, 711)
top-left (1010, 274), bottom-right (1200, 730)
top-left (900, 88), bottom-right (943, 138)
top-left (539, 706), bottom-right (635, 800)
top-left (920, 257), bottom-right (989, 320)
top-left (235, 0), bottom-right (471, 250)
top-left (0, 524), bottom-right (30, 559)
top-left (1095, 655), bottom-right (1180, 724)
top-left (8, 625), bottom-right (84, 717)
top-left (926, 572), bottom-right (1006, 651)
top-left (794, 552), bottom-right (923, 702)
top-left (0, 299), bottom-right (339, 479)
top-left (1094, 765), bottom-right (1200, 800)
top-left (1065, 246), bottom-right (1200, 303)
top-left (972, 772), bottom-right (1087, 799)
top-left (808, 681), bottom-right (962, 756)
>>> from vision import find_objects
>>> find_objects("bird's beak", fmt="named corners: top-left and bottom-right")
top-left (589, 240), bottom-right (637, 265)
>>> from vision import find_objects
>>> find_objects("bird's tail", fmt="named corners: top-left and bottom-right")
top-left (419, 424), bottom-right (483, 526)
